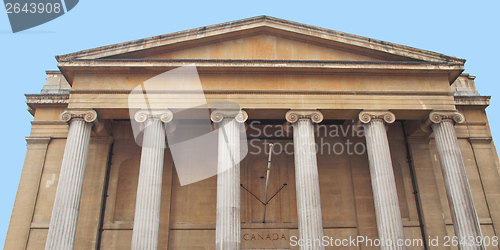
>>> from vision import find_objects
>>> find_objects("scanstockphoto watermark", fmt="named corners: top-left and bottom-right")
top-left (247, 120), bottom-right (367, 156)
top-left (4, 0), bottom-right (79, 32)
top-left (290, 236), bottom-right (424, 248)
top-left (290, 236), bottom-right (499, 248)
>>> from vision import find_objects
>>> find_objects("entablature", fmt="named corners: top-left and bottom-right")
top-left (58, 59), bottom-right (464, 84)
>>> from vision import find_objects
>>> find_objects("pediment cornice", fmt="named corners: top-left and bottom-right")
top-left (55, 16), bottom-right (465, 64)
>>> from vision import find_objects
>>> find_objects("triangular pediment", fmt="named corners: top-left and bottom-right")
top-left (137, 32), bottom-right (390, 61)
top-left (56, 16), bottom-right (465, 64)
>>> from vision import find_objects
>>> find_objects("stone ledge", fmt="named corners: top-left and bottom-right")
top-left (30, 221), bottom-right (49, 229)
top-left (25, 94), bottom-right (69, 115)
top-left (454, 96), bottom-right (490, 107)
top-left (445, 218), bottom-right (492, 225)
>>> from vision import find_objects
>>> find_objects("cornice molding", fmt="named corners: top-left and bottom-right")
top-left (26, 94), bottom-right (69, 105)
top-left (26, 94), bottom-right (70, 116)
top-left (58, 59), bottom-right (463, 71)
top-left (454, 96), bottom-right (490, 107)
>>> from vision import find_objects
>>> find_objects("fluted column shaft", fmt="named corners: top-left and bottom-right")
top-left (45, 109), bottom-right (97, 250)
top-left (360, 111), bottom-right (405, 250)
top-left (131, 111), bottom-right (170, 250)
top-left (286, 110), bottom-right (324, 250)
top-left (431, 115), bottom-right (484, 250)
top-left (216, 118), bottom-right (241, 249)
top-left (212, 110), bottom-right (247, 250)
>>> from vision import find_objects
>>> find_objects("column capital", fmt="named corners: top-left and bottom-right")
top-left (358, 110), bottom-right (396, 124)
top-left (60, 109), bottom-right (97, 123)
top-left (210, 109), bottom-right (248, 123)
top-left (421, 110), bottom-right (465, 132)
top-left (285, 110), bottom-right (323, 124)
top-left (428, 110), bottom-right (465, 124)
top-left (134, 109), bottom-right (173, 123)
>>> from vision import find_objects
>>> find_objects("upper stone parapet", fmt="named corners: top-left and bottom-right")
top-left (41, 71), bottom-right (71, 94)
top-left (451, 74), bottom-right (479, 96)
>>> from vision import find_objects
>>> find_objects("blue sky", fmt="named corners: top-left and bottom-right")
top-left (1, 0), bottom-right (499, 246)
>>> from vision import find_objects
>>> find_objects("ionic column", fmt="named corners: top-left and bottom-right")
top-left (131, 110), bottom-right (173, 250)
top-left (358, 110), bottom-right (405, 250)
top-left (45, 109), bottom-right (97, 250)
top-left (286, 110), bottom-right (325, 250)
top-left (211, 109), bottom-right (248, 250)
top-left (426, 111), bottom-right (484, 250)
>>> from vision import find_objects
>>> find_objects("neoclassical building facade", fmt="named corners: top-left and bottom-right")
top-left (5, 16), bottom-right (500, 250)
